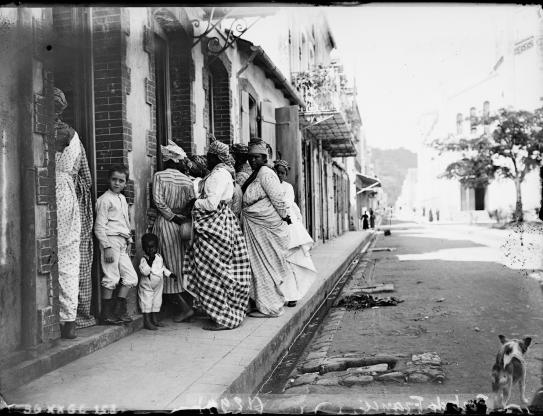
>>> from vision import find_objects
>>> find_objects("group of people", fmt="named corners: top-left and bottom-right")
top-left (54, 87), bottom-right (318, 337)
top-left (99, 138), bottom-right (317, 331)
top-left (361, 208), bottom-right (376, 230)
top-left (140, 138), bottom-right (317, 330)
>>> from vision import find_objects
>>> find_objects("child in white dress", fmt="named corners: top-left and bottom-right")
top-left (139, 233), bottom-right (177, 330)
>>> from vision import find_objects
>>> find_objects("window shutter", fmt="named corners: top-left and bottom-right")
top-left (240, 90), bottom-right (250, 144)
top-left (260, 100), bottom-right (276, 158)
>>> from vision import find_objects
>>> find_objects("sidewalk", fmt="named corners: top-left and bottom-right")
top-left (4, 231), bottom-right (374, 411)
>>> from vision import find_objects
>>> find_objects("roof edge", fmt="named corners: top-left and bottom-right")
top-left (237, 38), bottom-right (306, 108)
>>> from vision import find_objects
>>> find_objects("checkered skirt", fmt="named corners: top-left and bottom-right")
top-left (183, 202), bottom-right (251, 328)
top-left (75, 142), bottom-right (96, 328)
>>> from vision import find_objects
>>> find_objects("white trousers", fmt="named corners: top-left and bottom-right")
top-left (138, 274), bottom-right (163, 313)
top-left (100, 236), bottom-right (138, 290)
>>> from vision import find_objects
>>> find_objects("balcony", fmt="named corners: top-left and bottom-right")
top-left (293, 65), bottom-right (358, 158)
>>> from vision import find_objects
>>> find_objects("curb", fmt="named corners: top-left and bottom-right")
top-left (222, 232), bottom-right (376, 397)
top-left (0, 317), bottom-right (143, 392)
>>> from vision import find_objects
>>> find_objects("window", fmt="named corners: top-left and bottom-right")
top-left (475, 187), bottom-right (486, 211)
top-left (206, 59), bottom-right (231, 144)
top-left (456, 113), bottom-right (463, 135)
top-left (248, 95), bottom-right (259, 139)
top-left (155, 33), bottom-right (171, 170)
top-left (207, 73), bottom-right (214, 141)
top-left (470, 107), bottom-right (477, 134)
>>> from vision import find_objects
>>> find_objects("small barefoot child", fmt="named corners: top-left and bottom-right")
top-left (94, 165), bottom-right (138, 325)
top-left (138, 233), bottom-right (177, 330)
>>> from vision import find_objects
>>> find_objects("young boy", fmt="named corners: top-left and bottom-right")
top-left (94, 165), bottom-right (138, 325)
top-left (139, 233), bottom-right (177, 330)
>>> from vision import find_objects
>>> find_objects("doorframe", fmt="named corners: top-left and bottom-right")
top-left (154, 30), bottom-right (172, 172)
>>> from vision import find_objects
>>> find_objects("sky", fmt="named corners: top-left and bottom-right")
top-left (324, 4), bottom-right (518, 152)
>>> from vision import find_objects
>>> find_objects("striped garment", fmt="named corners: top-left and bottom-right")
top-left (183, 200), bottom-right (251, 329)
top-left (242, 166), bottom-right (289, 316)
top-left (152, 169), bottom-right (195, 294)
top-left (75, 141), bottom-right (96, 328)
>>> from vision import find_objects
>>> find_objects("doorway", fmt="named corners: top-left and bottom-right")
top-left (52, 7), bottom-right (99, 319)
top-left (302, 139), bottom-right (314, 238)
top-left (154, 32), bottom-right (171, 172)
top-left (474, 186), bottom-right (486, 211)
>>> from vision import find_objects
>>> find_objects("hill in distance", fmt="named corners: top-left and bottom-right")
top-left (370, 147), bottom-right (417, 206)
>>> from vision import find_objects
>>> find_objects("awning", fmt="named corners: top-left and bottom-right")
top-left (356, 173), bottom-right (381, 194)
top-left (302, 111), bottom-right (357, 157)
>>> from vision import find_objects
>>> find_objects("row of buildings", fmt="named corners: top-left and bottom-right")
top-left (0, 7), bottom-right (378, 368)
top-left (397, 5), bottom-right (543, 223)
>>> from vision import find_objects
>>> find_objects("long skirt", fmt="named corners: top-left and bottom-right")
top-left (75, 171), bottom-right (96, 328)
top-left (56, 173), bottom-right (81, 322)
top-left (280, 222), bottom-right (317, 302)
top-left (183, 202), bottom-right (251, 328)
top-left (153, 215), bottom-right (187, 294)
top-left (242, 199), bottom-right (289, 316)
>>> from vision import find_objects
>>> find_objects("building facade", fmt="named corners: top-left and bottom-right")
top-left (0, 6), bottom-right (362, 371)
top-left (414, 5), bottom-right (543, 223)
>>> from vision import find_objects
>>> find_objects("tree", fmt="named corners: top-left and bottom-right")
top-left (432, 107), bottom-right (543, 222)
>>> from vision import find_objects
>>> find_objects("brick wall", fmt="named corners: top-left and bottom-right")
top-left (202, 44), bottom-right (233, 146)
top-left (92, 7), bottom-right (132, 195)
top-left (170, 30), bottom-right (195, 154)
top-left (52, 7), bottom-right (76, 127)
top-left (32, 12), bottom-right (61, 343)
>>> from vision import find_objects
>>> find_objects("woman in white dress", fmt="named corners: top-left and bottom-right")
top-left (274, 160), bottom-right (317, 307)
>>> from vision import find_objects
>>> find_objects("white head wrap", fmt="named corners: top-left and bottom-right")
top-left (161, 140), bottom-right (187, 163)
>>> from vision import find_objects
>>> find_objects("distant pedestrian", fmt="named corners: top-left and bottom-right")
top-left (429, 209), bottom-right (434, 222)
top-left (362, 210), bottom-right (369, 230)
top-left (274, 159), bottom-right (316, 308)
top-left (94, 165), bottom-right (138, 326)
top-left (436, 209), bottom-right (440, 222)
top-left (369, 208), bottom-right (375, 229)
top-left (138, 233), bottom-right (177, 330)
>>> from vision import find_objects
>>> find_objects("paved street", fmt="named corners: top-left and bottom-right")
top-left (272, 221), bottom-right (543, 413)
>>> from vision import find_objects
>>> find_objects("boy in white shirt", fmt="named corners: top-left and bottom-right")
top-left (139, 233), bottom-right (177, 330)
top-left (94, 165), bottom-right (138, 325)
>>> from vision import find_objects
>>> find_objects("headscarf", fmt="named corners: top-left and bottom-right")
top-left (208, 139), bottom-right (231, 164)
top-left (248, 138), bottom-right (268, 155)
top-left (160, 140), bottom-right (187, 163)
top-left (274, 159), bottom-right (289, 171)
top-left (53, 88), bottom-right (68, 116)
top-left (186, 155), bottom-right (208, 178)
top-left (230, 143), bottom-right (248, 155)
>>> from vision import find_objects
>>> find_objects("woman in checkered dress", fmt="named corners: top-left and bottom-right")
top-left (183, 140), bottom-right (252, 330)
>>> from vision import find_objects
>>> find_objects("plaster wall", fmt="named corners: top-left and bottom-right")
top-left (126, 9), bottom-right (153, 261)
top-left (0, 7), bottom-right (24, 355)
